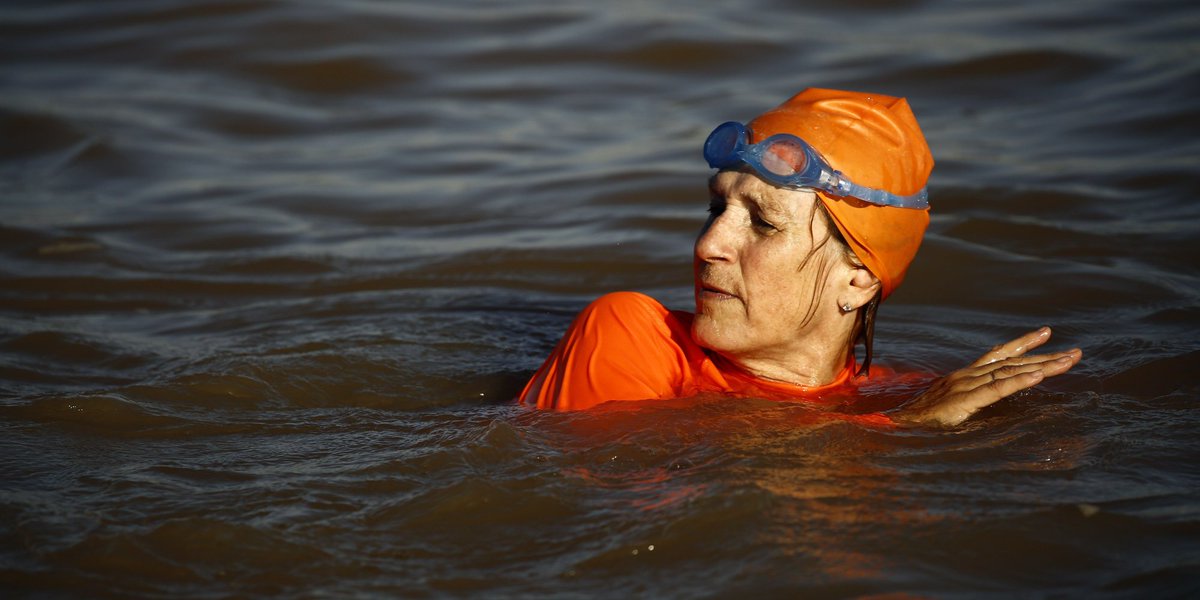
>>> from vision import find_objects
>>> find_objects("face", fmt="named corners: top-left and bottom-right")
top-left (692, 170), bottom-right (843, 364)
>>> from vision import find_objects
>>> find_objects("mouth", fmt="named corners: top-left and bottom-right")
top-left (698, 280), bottom-right (739, 301)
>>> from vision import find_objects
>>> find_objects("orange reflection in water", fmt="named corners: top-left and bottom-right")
top-left (540, 387), bottom-right (939, 583)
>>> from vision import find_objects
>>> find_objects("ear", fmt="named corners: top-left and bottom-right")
top-left (842, 265), bottom-right (881, 310)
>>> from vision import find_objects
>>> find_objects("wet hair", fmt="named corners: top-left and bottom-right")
top-left (712, 171), bottom-right (881, 377)
top-left (811, 203), bottom-right (881, 377)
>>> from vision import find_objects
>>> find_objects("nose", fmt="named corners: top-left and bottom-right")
top-left (695, 210), bottom-right (735, 265)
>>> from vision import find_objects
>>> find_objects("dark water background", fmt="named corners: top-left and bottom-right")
top-left (2, 0), bottom-right (1199, 596)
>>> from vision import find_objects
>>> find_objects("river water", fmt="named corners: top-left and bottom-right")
top-left (2, 0), bottom-right (1198, 597)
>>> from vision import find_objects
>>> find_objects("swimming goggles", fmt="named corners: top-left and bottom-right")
top-left (703, 121), bottom-right (929, 209)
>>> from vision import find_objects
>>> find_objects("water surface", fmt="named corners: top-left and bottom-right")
top-left (2, 0), bottom-right (1199, 596)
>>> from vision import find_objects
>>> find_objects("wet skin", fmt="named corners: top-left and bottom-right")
top-left (693, 170), bottom-right (1083, 426)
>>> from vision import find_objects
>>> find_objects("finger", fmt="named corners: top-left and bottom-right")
top-left (971, 327), bottom-right (1052, 368)
top-left (960, 369), bottom-right (1046, 414)
top-left (990, 369), bottom-right (1045, 402)
top-left (965, 347), bottom-right (1081, 377)
top-left (957, 361), bottom-right (1045, 395)
top-left (962, 349), bottom-right (1081, 405)
top-left (1035, 348), bottom-right (1082, 377)
top-left (1005, 348), bottom-right (1082, 379)
top-left (988, 361), bottom-right (1050, 381)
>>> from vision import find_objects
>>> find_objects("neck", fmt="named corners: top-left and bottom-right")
top-left (715, 324), bottom-right (856, 388)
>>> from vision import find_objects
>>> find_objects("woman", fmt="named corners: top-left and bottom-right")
top-left (519, 88), bottom-right (1082, 426)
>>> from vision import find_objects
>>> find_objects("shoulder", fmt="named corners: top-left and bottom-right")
top-left (520, 292), bottom-right (693, 410)
top-left (575, 292), bottom-right (693, 346)
top-left (580, 291), bottom-right (667, 316)
top-left (573, 290), bottom-right (667, 324)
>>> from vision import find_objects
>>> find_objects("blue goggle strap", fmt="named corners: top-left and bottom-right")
top-left (831, 178), bottom-right (930, 210)
top-left (706, 122), bottom-right (929, 210)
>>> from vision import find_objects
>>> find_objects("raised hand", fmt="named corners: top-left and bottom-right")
top-left (892, 327), bottom-right (1082, 427)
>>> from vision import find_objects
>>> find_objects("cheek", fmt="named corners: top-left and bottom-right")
top-left (743, 245), bottom-right (804, 298)
top-left (743, 245), bottom-right (823, 321)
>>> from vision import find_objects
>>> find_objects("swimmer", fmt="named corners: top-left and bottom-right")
top-left (519, 88), bottom-right (1082, 426)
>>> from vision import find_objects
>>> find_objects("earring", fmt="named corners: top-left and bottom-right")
top-left (841, 303), bottom-right (853, 313)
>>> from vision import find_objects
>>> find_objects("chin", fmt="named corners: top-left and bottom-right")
top-left (690, 314), bottom-right (734, 353)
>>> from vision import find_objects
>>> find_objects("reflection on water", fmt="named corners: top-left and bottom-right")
top-left (2, 0), bottom-right (1199, 596)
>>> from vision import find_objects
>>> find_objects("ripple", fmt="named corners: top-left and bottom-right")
top-left (0, 108), bottom-right (90, 159)
top-left (236, 55), bottom-right (411, 96)
top-left (1, 0), bottom-right (1197, 596)
top-left (882, 48), bottom-right (1116, 93)
top-left (1103, 350), bottom-right (1200, 397)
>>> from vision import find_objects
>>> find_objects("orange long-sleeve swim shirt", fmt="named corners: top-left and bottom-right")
top-left (519, 292), bottom-right (895, 425)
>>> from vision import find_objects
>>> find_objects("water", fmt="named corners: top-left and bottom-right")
top-left (2, 0), bottom-right (1199, 596)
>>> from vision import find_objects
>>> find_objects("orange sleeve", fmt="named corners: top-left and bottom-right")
top-left (519, 292), bottom-right (690, 411)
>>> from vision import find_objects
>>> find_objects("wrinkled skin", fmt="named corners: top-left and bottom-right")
top-left (693, 170), bottom-right (1082, 427)
top-left (692, 171), bottom-right (878, 387)
top-left (892, 327), bottom-right (1083, 427)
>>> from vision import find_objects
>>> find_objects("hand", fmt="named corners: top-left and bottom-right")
top-left (891, 327), bottom-right (1082, 427)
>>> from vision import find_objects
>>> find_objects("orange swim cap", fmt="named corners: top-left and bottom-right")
top-left (747, 88), bottom-right (934, 299)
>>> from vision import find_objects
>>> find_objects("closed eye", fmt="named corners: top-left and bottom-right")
top-left (707, 196), bottom-right (726, 217)
top-left (751, 213), bottom-right (777, 233)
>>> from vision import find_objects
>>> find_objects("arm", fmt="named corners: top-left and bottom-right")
top-left (519, 292), bottom-right (686, 411)
top-left (890, 327), bottom-right (1082, 427)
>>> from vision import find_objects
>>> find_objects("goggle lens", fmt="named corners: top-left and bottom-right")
top-left (701, 121), bottom-right (928, 210)
top-left (704, 122), bottom-right (743, 168)
top-left (760, 138), bottom-right (809, 177)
